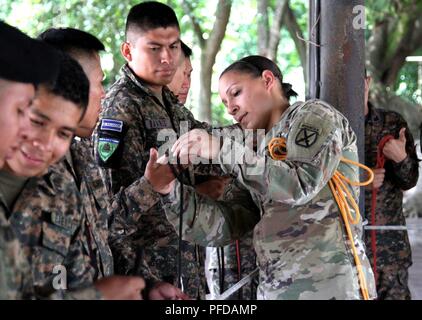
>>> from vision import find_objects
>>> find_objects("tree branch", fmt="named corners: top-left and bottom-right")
top-left (283, 1), bottom-right (307, 70)
top-left (366, 19), bottom-right (390, 81)
top-left (267, 0), bottom-right (287, 61)
top-left (382, 15), bottom-right (422, 85)
top-left (257, 0), bottom-right (269, 56)
top-left (204, 0), bottom-right (232, 70)
top-left (181, 0), bottom-right (205, 48)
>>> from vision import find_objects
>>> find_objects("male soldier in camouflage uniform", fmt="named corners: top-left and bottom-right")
top-left (93, 2), bottom-right (210, 298)
top-left (363, 74), bottom-right (419, 299)
top-left (0, 21), bottom-right (60, 299)
top-left (35, 27), bottom-right (177, 300)
top-left (167, 40), bottom-right (193, 106)
top-left (6, 29), bottom-right (145, 300)
top-left (93, 2), bottom-right (259, 299)
top-left (152, 56), bottom-right (377, 299)
top-left (3, 52), bottom-right (104, 299)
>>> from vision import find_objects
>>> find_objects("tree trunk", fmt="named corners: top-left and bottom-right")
top-left (283, 2), bottom-right (307, 80)
top-left (366, 3), bottom-right (422, 135)
top-left (267, 0), bottom-right (287, 61)
top-left (257, 0), bottom-right (307, 79)
top-left (199, 53), bottom-right (213, 122)
top-left (257, 0), bottom-right (269, 56)
top-left (182, 0), bottom-right (232, 123)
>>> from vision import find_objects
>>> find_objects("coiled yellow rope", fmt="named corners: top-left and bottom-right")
top-left (268, 137), bottom-right (374, 300)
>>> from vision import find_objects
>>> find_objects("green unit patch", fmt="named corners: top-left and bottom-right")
top-left (98, 137), bottom-right (120, 162)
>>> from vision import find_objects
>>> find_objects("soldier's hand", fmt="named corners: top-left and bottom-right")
top-left (383, 127), bottom-right (407, 163)
top-left (369, 168), bottom-right (385, 190)
top-left (195, 176), bottom-right (231, 200)
top-left (145, 148), bottom-right (176, 195)
top-left (149, 281), bottom-right (191, 300)
top-left (172, 129), bottom-right (221, 163)
top-left (94, 275), bottom-right (145, 300)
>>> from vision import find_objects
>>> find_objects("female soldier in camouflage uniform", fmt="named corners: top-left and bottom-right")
top-left (150, 55), bottom-right (377, 300)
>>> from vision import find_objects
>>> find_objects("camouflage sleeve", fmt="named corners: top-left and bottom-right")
top-left (161, 179), bottom-right (260, 247)
top-left (95, 92), bottom-right (149, 194)
top-left (218, 103), bottom-right (342, 206)
top-left (107, 189), bottom-right (160, 285)
top-left (0, 212), bottom-right (34, 299)
top-left (10, 171), bottom-right (97, 299)
top-left (112, 176), bottom-right (161, 220)
top-left (389, 116), bottom-right (419, 190)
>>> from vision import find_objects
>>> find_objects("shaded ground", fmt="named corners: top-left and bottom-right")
top-left (408, 218), bottom-right (422, 300)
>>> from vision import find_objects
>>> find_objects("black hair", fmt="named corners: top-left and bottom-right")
top-left (45, 52), bottom-right (89, 117)
top-left (125, 1), bottom-right (180, 39)
top-left (220, 55), bottom-right (298, 100)
top-left (181, 41), bottom-right (192, 58)
top-left (38, 28), bottom-right (104, 55)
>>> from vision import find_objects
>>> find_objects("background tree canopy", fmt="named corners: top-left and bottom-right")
top-left (0, 0), bottom-right (421, 130)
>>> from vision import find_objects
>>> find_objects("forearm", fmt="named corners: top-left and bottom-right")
top-left (161, 181), bottom-right (259, 247)
top-left (218, 136), bottom-right (340, 206)
top-left (112, 176), bottom-right (161, 223)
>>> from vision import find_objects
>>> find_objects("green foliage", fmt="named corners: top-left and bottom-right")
top-left (366, 0), bottom-right (422, 106)
top-left (2, 0), bottom-right (419, 122)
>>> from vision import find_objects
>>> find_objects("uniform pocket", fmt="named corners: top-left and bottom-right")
top-left (41, 222), bottom-right (72, 257)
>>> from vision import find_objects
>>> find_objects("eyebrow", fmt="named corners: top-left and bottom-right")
top-left (147, 39), bottom-right (180, 47)
top-left (32, 109), bottom-right (50, 121)
top-left (32, 109), bottom-right (77, 133)
top-left (225, 82), bottom-right (239, 95)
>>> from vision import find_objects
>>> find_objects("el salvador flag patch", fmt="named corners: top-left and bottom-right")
top-left (101, 119), bottom-right (123, 132)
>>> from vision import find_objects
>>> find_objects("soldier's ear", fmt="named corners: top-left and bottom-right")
top-left (261, 70), bottom-right (275, 90)
top-left (121, 42), bottom-right (132, 62)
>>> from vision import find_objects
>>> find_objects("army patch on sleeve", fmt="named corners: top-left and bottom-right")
top-left (98, 137), bottom-right (120, 162)
top-left (100, 119), bottom-right (123, 132)
top-left (295, 124), bottom-right (320, 148)
top-left (286, 114), bottom-right (334, 164)
top-left (96, 118), bottom-right (126, 168)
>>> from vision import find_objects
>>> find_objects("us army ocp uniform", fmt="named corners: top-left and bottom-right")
top-left (162, 100), bottom-right (377, 300)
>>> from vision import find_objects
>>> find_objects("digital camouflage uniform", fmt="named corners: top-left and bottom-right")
top-left (364, 103), bottom-right (419, 300)
top-left (0, 193), bottom-right (33, 299)
top-left (9, 153), bottom-right (104, 299)
top-left (93, 64), bottom-right (216, 298)
top-left (162, 99), bottom-right (377, 300)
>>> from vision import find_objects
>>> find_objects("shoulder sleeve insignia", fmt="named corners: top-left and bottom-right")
top-left (96, 118), bottom-right (126, 168)
top-left (295, 124), bottom-right (320, 148)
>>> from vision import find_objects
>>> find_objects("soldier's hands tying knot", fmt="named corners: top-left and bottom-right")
top-left (171, 129), bottom-right (221, 163)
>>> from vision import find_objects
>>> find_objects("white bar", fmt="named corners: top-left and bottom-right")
top-left (364, 226), bottom-right (408, 230)
top-left (406, 56), bottom-right (422, 62)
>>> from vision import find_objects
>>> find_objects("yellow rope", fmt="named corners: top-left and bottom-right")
top-left (268, 137), bottom-right (374, 300)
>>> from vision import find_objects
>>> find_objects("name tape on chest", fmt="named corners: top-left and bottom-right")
top-left (145, 118), bottom-right (173, 129)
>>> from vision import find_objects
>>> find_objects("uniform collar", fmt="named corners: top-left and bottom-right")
top-left (122, 64), bottom-right (180, 106)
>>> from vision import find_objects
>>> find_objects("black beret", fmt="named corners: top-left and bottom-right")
top-left (0, 21), bottom-right (60, 84)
